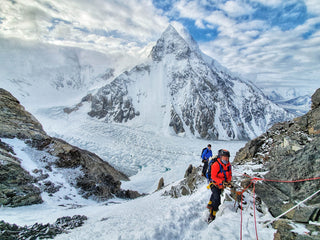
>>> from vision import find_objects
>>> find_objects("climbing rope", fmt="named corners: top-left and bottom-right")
top-left (236, 173), bottom-right (320, 240)
top-left (263, 188), bottom-right (320, 227)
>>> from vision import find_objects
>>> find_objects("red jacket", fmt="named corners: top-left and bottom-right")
top-left (211, 158), bottom-right (232, 189)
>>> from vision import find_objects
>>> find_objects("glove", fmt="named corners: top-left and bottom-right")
top-left (222, 181), bottom-right (233, 188)
top-left (207, 182), bottom-right (214, 189)
top-left (227, 181), bottom-right (233, 188)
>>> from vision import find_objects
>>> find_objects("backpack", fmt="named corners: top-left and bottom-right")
top-left (206, 157), bottom-right (218, 180)
top-left (206, 158), bottom-right (231, 182)
top-left (201, 147), bottom-right (207, 158)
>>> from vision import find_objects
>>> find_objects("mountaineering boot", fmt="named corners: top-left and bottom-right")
top-left (207, 210), bottom-right (217, 223)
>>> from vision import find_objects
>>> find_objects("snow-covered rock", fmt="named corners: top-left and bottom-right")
top-left (0, 88), bottom-right (138, 207)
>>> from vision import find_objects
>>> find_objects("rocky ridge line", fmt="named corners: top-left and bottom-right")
top-left (234, 88), bottom-right (320, 239)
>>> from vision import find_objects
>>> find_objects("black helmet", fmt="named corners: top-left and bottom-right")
top-left (218, 149), bottom-right (230, 157)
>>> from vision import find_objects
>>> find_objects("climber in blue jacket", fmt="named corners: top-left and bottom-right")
top-left (201, 144), bottom-right (212, 177)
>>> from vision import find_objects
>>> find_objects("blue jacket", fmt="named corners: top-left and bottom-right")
top-left (202, 148), bottom-right (212, 161)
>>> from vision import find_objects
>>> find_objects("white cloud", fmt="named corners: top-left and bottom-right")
top-left (200, 20), bottom-right (320, 89)
top-left (166, 0), bottom-right (320, 91)
top-left (175, 0), bottom-right (206, 20)
top-left (0, 0), bottom-right (169, 56)
top-left (305, 0), bottom-right (320, 15)
top-left (219, 1), bottom-right (254, 18)
top-left (1, 0), bottom-right (319, 93)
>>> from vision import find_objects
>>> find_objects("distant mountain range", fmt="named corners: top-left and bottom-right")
top-left (263, 89), bottom-right (311, 115)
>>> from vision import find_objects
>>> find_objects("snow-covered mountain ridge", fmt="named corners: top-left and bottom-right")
top-left (263, 88), bottom-right (312, 116)
top-left (75, 25), bottom-right (293, 140)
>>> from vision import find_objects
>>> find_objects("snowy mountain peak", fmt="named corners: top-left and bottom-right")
top-left (150, 25), bottom-right (193, 62)
top-left (75, 25), bottom-right (293, 140)
top-left (162, 24), bottom-right (180, 37)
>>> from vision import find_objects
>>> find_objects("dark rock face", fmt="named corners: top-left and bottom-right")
top-left (234, 88), bottom-right (320, 237)
top-left (86, 74), bottom-right (139, 123)
top-left (311, 88), bottom-right (320, 110)
top-left (0, 215), bottom-right (87, 240)
top-left (0, 89), bottom-right (47, 141)
top-left (169, 108), bottom-right (185, 134)
top-left (0, 88), bottom-right (138, 207)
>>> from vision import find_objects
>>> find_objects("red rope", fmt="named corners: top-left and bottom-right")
top-left (252, 181), bottom-right (259, 240)
top-left (261, 176), bottom-right (320, 183)
top-left (238, 174), bottom-right (320, 240)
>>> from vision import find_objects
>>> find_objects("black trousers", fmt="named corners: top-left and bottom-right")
top-left (202, 160), bottom-right (208, 176)
top-left (209, 186), bottom-right (222, 211)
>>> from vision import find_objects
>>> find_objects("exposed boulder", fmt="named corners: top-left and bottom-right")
top-left (163, 164), bottom-right (204, 198)
top-left (157, 177), bottom-right (165, 191)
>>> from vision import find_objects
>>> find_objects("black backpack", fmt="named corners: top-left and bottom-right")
top-left (206, 157), bottom-right (218, 180)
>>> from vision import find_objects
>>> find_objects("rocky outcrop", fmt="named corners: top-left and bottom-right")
top-left (0, 89), bottom-right (47, 141)
top-left (0, 88), bottom-right (138, 207)
top-left (163, 165), bottom-right (204, 198)
top-left (32, 137), bottom-right (131, 200)
top-left (234, 88), bottom-right (320, 238)
top-left (234, 88), bottom-right (320, 165)
top-left (156, 177), bottom-right (164, 191)
top-left (0, 215), bottom-right (87, 240)
top-left (311, 88), bottom-right (320, 110)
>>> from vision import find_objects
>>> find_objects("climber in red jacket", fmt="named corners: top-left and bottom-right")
top-left (207, 149), bottom-right (232, 223)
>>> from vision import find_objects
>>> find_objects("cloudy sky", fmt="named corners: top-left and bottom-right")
top-left (1, 0), bottom-right (319, 94)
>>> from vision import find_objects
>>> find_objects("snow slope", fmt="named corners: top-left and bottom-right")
top-left (0, 93), bottom-right (278, 239)
top-left (0, 133), bottom-right (277, 240)
top-left (0, 25), bottom-right (299, 240)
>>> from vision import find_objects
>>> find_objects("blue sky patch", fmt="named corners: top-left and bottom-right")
top-left (179, 18), bottom-right (219, 42)
top-left (47, 18), bottom-right (72, 32)
top-left (152, 0), bottom-right (310, 42)
top-left (252, 1), bottom-right (308, 31)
